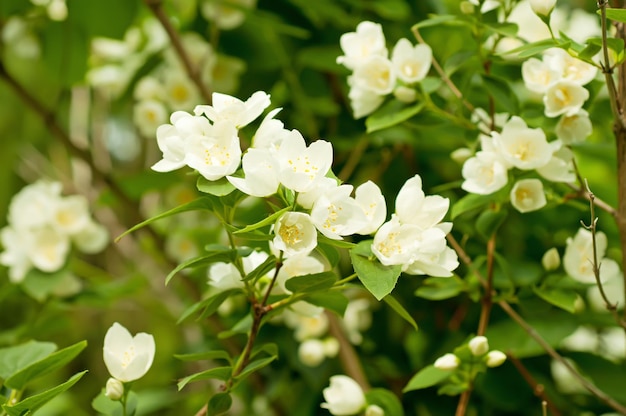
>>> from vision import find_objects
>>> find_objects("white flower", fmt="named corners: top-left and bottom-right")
top-left (354, 180), bottom-right (387, 235)
top-left (103, 322), bottom-right (155, 383)
top-left (183, 121), bottom-right (242, 181)
top-left (351, 56), bottom-right (396, 95)
top-left (134, 99), bottom-right (168, 137)
top-left (337, 21), bottom-right (387, 70)
top-left (434, 353), bottom-right (460, 370)
top-left (297, 177), bottom-right (339, 210)
top-left (343, 298), bottom-right (373, 345)
top-left (348, 84), bottom-right (385, 119)
top-left (587, 273), bottom-right (624, 312)
top-left (563, 228), bottom-right (621, 284)
top-left (528, 0), bottom-right (556, 17)
top-left (163, 71), bottom-right (199, 110)
top-left (298, 339), bottom-right (326, 367)
top-left (521, 57), bottom-right (561, 94)
top-left (543, 80), bottom-right (589, 118)
top-left (227, 148), bottom-right (280, 197)
top-left (200, 0), bottom-right (256, 30)
top-left (510, 178), bottom-right (547, 213)
top-left (485, 350), bottom-right (507, 367)
top-left (556, 110), bottom-right (592, 145)
top-left (72, 221), bottom-right (109, 254)
top-left (151, 112), bottom-right (202, 172)
top-left (546, 48), bottom-right (597, 86)
top-left (536, 143), bottom-right (576, 183)
top-left (321, 375), bottom-right (366, 415)
top-left (395, 175), bottom-right (449, 230)
top-left (208, 262), bottom-right (245, 291)
top-left (276, 131), bottom-right (333, 193)
top-left (468, 335), bottom-right (489, 356)
top-left (26, 226), bottom-right (70, 273)
top-left (391, 38), bottom-right (431, 84)
top-left (542, 247), bottom-right (561, 271)
top-left (105, 377), bottom-right (124, 401)
top-left (134, 76), bottom-right (165, 101)
top-left (194, 91), bottom-right (270, 129)
top-left (560, 326), bottom-right (599, 353)
top-left (310, 185), bottom-right (369, 240)
top-left (371, 217), bottom-right (423, 267)
top-left (461, 151), bottom-right (509, 195)
top-left (404, 246), bottom-right (459, 278)
top-left (275, 254), bottom-right (326, 295)
top-left (493, 116), bottom-right (552, 170)
top-left (0, 226), bottom-right (32, 283)
top-left (273, 212), bottom-right (318, 257)
top-left (251, 108), bottom-right (290, 150)
top-left (50, 195), bottom-right (91, 235)
top-left (8, 181), bottom-right (62, 230)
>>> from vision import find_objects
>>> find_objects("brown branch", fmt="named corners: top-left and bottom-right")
top-left (326, 311), bottom-right (371, 391)
top-left (508, 353), bottom-right (561, 416)
top-left (143, 0), bottom-right (213, 105)
top-left (447, 233), bottom-right (626, 414)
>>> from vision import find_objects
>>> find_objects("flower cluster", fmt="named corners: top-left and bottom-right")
top-left (336, 21), bottom-right (432, 118)
top-left (0, 181), bottom-right (108, 283)
top-left (461, 114), bottom-right (575, 213)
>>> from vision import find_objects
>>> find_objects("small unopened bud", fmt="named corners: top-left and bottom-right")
top-left (434, 353), bottom-right (460, 370)
top-left (460, 1), bottom-right (475, 14)
top-left (323, 337), bottom-right (340, 358)
top-left (450, 148), bottom-right (473, 165)
top-left (485, 350), bottom-right (507, 367)
top-left (468, 335), bottom-right (489, 356)
top-left (529, 0), bottom-right (556, 17)
top-left (542, 247), bottom-right (560, 271)
top-left (393, 86), bottom-right (417, 103)
top-left (298, 339), bottom-right (326, 367)
top-left (105, 377), bottom-right (124, 401)
top-left (365, 404), bottom-right (385, 416)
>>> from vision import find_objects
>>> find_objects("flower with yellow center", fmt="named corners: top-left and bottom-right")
top-left (103, 322), bottom-right (155, 383)
top-left (273, 212), bottom-right (317, 257)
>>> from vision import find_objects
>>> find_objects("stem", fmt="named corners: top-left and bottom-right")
top-left (508, 353), bottom-right (561, 416)
top-left (143, 0), bottom-right (213, 104)
top-left (326, 311), bottom-right (371, 391)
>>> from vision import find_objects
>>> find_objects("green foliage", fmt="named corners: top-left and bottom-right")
top-left (350, 240), bottom-right (402, 300)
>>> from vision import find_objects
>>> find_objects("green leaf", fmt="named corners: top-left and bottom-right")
top-left (365, 388), bottom-right (405, 416)
top-left (603, 8), bottom-right (626, 23)
top-left (166, 247), bottom-right (237, 284)
top-left (178, 288), bottom-right (242, 324)
top-left (174, 350), bottom-right (232, 364)
top-left (284, 271), bottom-right (337, 293)
top-left (476, 208), bottom-right (507, 239)
top-left (350, 240), bottom-right (402, 300)
top-left (499, 38), bottom-right (568, 58)
top-left (383, 295), bottom-right (418, 331)
top-left (438, 383), bottom-right (469, 396)
top-left (483, 22), bottom-right (518, 37)
top-left (412, 14), bottom-right (463, 29)
top-left (237, 355), bottom-right (277, 380)
top-left (115, 197), bottom-right (215, 242)
top-left (532, 286), bottom-right (578, 313)
top-left (6, 341), bottom-right (86, 390)
top-left (242, 254), bottom-right (277, 283)
top-left (415, 276), bottom-right (466, 300)
top-left (403, 365), bottom-right (453, 392)
top-left (452, 193), bottom-right (495, 219)
top-left (578, 43), bottom-right (602, 62)
top-left (233, 206), bottom-right (291, 234)
top-left (250, 343), bottom-right (279, 360)
top-left (3, 371), bottom-right (87, 416)
top-left (41, 21), bottom-right (88, 87)
top-left (317, 234), bottom-right (356, 249)
top-left (69, 0), bottom-right (139, 39)
top-left (305, 291), bottom-right (349, 316)
top-left (207, 392), bottom-right (232, 416)
top-left (0, 341), bottom-right (57, 381)
top-left (366, 100), bottom-right (425, 133)
top-left (218, 314), bottom-right (253, 339)
top-left (177, 367), bottom-right (232, 391)
top-left (482, 75), bottom-right (519, 114)
top-left (316, 241), bottom-right (340, 268)
top-left (197, 176), bottom-right (236, 196)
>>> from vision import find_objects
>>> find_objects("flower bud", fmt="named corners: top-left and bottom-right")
top-left (105, 377), bottom-right (124, 401)
top-left (468, 335), bottom-right (489, 356)
top-left (323, 337), bottom-right (340, 358)
top-left (529, 0), bottom-right (556, 17)
top-left (541, 247), bottom-right (560, 271)
top-left (485, 350), bottom-right (507, 367)
top-left (434, 353), bottom-right (460, 370)
top-left (365, 404), bottom-right (385, 416)
top-left (393, 86), bottom-right (417, 103)
top-left (321, 375), bottom-right (366, 415)
top-left (298, 339), bottom-right (326, 367)
top-left (460, 1), bottom-right (475, 14)
top-left (450, 148), bottom-right (473, 165)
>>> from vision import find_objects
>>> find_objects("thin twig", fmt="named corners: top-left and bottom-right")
top-left (508, 353), bottom-right (561, 416)
top-left (447, 233), bottom-right (626, 414)
top-left (143, 0), bottom-right (213, 104)
top-left (326, 311), bottom-right (371, 391)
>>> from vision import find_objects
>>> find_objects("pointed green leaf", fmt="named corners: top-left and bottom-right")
top-left (207, 392), bottom-right (232, 416)
top-left (476, 208), bottom-right (507, 239)
top-left (115, 197), bottom-right (215, 242)
top-left (233, 206), bottom-right (291, 234)
top-left (365, 388), bottom-right (405, 416)
top-left (0, 341), bottom-right (57, 381)
top-left (366, 100), bottom-right (425, 133)
top-left (6, 341), bottom-right (87, 390)
top-left (177, 288), bottom-right (242, 324)
top-left (415, 276), bottom-right (466, 300)
top-left (3, 371), bottom-right (87, 416)
top-left (403, 365), bottom-right (453, 392)
top-left (498, 38), bottom-right (567, 58)
top-left (603, 8), bottom-right (626, 23)
top-left (285, 271), bottom-right (337, 293)
top-left (383, 295), bottom-right (418, 331)
top-left (317, 234), bottom-right (356, 249)
top-left (451, 193), bottom-right (493, 219)
top-left (242, 254), bottom-right (277, 283)
top-left (250, 343), bottom-right (279, 360)
top-left (533, 286), bottom-right (578, 313)
top-left (305, 291), bottom-right (349, 316)
top-left (177, 367), bottom-right (232, 391)
top-left (237, 355), bottom-right (277, 380)
top-left (411, 14), bottom-right (462, 29)
top-left (482, 75), bottom-right (519, 114)
top-left (218, 315), bottom-right (253, 339)
top-left (350, 240), bottom-right (402, 300)
top-left (197, 176), bottom-right (236, 196)
top-left (166, 247), bottom-right (237, 284)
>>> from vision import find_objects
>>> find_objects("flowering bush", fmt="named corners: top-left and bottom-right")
top-left (2, 1), bottom-right (626, 415)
